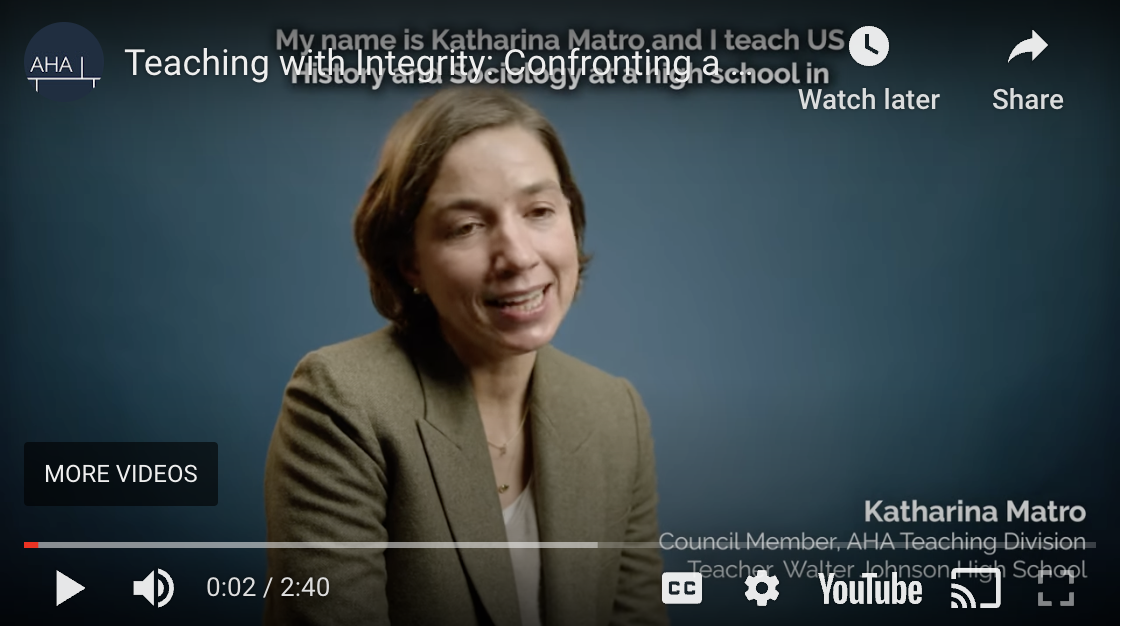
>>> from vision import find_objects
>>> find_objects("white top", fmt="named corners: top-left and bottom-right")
top-left (502, 480), bottom-right (542, 626)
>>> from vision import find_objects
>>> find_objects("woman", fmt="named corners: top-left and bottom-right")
top-left (264, 88), bottom-right (667, 626)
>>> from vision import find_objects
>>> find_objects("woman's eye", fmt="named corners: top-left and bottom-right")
top-left (451, 222), bottom-right (482, 237)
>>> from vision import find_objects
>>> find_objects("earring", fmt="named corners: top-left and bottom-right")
top-left (413, 287), bottom-right (421, 295)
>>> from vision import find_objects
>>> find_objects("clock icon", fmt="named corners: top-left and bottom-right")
top-left (849, 26), bottom-right (889, 66)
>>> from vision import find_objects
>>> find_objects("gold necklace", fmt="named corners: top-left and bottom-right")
top-left (490, 400), bottom-right (530, 494)
top-left (487, 400), bottom-right (529, 457)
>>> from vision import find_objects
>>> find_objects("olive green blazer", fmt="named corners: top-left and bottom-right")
top-left (263, 328), bottom-right (668, 626)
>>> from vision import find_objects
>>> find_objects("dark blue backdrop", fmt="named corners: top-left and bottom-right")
top-left (3, 1), bottom-right (1117, 623)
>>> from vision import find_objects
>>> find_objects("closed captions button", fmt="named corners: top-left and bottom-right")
top-left (662, 572), bottom-right (703, 604)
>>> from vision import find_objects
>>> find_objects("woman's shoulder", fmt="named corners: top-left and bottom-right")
top-left (537, 344), bottom-right (623, 386)
top-left (536, 345), bottom-right (645, 417)
top-left (300, 326), bottom-right (411, 371)
top-left (286, 327), bottom-right (422, 417)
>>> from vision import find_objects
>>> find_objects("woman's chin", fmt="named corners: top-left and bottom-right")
top-left (491, 324), bottom-right (559, 355)
top-left (481, 295), bottom-right (566, 354)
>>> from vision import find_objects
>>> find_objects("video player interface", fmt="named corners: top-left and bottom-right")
top-left (6, 1), bottom-right (1116, 624)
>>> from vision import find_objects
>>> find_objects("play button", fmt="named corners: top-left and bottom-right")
top-left (56, 571), bottom-right (84, 606)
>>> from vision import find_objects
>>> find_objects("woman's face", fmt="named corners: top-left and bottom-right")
top-left (408, 125), bottom-right (580, 365)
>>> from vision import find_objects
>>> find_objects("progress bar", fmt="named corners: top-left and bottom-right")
top-left (25, 541), bottom-right (603, 549)
top-left (24, 541), bottom-right (1097, 549)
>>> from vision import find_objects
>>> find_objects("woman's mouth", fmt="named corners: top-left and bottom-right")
top-left (487, 285), bottom-right (549, 313)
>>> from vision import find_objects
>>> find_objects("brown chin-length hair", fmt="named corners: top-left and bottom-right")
top-left (353, 87), bottom-right (591, 337)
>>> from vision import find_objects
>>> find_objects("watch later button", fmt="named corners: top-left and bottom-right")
top-left (849, 26), bottom-right (889, 66)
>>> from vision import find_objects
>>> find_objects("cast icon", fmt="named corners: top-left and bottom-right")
top-left (133, 569), bottom-right (175, 607)
top-left (950, 568), bottom-right (1001, 609)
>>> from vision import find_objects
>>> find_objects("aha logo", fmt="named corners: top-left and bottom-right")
top-left (25, 23), bottom-right (103, 102)
top-left (662, 572), bottom-right (702, 604)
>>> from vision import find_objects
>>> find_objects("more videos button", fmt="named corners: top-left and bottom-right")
top-left (24, 442), bottom-right (218, 505)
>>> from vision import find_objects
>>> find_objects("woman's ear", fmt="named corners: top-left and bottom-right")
top-left (399, 253), bottom-right (422, 294)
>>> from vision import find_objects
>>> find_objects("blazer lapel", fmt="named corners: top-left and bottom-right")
top-left (413, 338), bottom-right (521, 626)
top-left (531, 346), bottom-right (603, 626)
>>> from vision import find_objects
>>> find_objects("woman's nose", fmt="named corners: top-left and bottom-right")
top-left (492, 219), bottom-right (539, 275)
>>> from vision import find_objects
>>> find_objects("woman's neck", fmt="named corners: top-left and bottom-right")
top-left (439, 327), bottom-right (537, 426)
top-left (466, 350), bottom-right (536, 419)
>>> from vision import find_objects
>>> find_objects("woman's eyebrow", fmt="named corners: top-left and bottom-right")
top-left (517, 180), bottom-right (562, 196)
top-left (432, 197), bottom-right (488, 214)
top-left (430, 180), bottom-right (562, 215)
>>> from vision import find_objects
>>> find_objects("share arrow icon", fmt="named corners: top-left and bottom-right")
top-left (57, 571), bottom-right (84, 606)
top-left (1008, 30), bottom-right (1048, 62)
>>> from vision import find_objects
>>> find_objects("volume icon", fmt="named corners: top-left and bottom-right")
top-left (133, 569), bottom-right (175, 607)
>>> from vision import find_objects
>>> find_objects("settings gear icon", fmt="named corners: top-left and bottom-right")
top-left (744, 571), bottom-right (779, 606)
